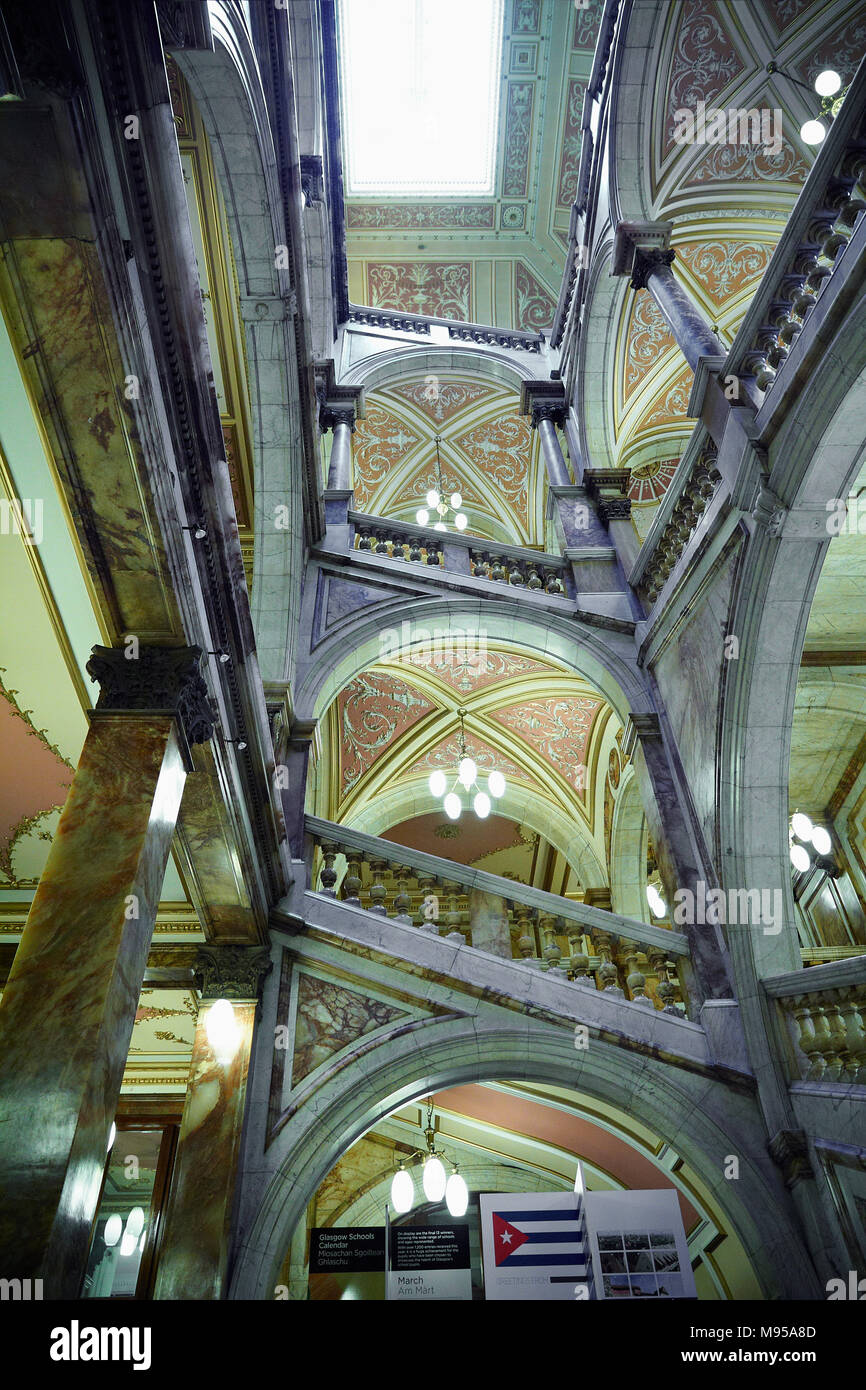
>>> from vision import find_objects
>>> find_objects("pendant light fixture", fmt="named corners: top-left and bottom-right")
top-left (415, 435), bottom-right (468, 532)
top-left (427, 710), bottom-right (506, 820)
top-left (387, 1097), bottom-right (470, 1218)
top-left (789, 812), bottom-right (833, 871)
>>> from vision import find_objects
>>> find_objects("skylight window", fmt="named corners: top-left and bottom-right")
top-left (338, 0), bottom-right (504, 197)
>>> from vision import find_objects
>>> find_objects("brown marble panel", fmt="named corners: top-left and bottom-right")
top-left (154, 1000), bottom-right (256, 1300)
top-left (0, 715), bottom-right (186, 1296)
top-left (292, 974), bottom-right (407, 1087)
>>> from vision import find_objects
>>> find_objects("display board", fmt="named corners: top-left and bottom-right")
top-left (479, 1191), bottom-right (591, 1301)
top-left (585, 1190), bottom-right (697, 1300)
top-left (387, 1224), bottom-right (472, 1301)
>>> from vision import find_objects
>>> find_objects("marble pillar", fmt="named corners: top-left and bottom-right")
top-left (0, 644), bottom-right (212, 1297)
top-left (631, 248), bottom-right (725, 373)
top-left (469, 889), bottom-right (512, 958)
top-left (154, 946), bottom-right (271, 1300)
top-left (321, 403), bottom-right (357, 529)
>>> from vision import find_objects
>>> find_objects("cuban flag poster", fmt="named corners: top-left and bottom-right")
top-left (480, 1185), bottom-right (594, 1301)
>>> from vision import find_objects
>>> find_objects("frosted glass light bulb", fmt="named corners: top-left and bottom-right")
top-left (814, 69), bottom-right (841, 97)
top-left (487, 770), bottom-right (506, 799)
top-left (791, 812), bottom-right (813, 841)
top-left (474, 791), bottom-right (491, 819)
top-left (426, 489), bottom-right (440, 508)
top-left (790, 844), bottom-right (811, 872)
top-left (391, 1166), bottom-right (413, 1213)
top-left (455, 513), bottom-right (468, 530)
top-left (445, 1170), bottom-right (468, 1217)
top-left (450, 492), bottom-right (462, 509)
top-left (416, 507), bottom-right (430, 525)
top-left (104, 1214), bottom-right (122, 1248)
top-left (434, 522), bottom-right (447, 532)
top-left (458, 756), bottom-right (477, 788)
top-left (423, 1154), bottom-right (447, 1202)
top-left (444, 792), bottom-right (462, 820)
top-left (429, 770), bottom-right (447, 798)
top-left (811, 826), bottom-right (831, 856)
top-left (801, 118), bottom-right (826, 144)
top-left (126, 1206), bottom-right (145, 1238)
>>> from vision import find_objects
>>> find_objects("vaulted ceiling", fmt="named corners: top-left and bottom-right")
top-left (591, 0), bottom-right (866, 531)
top-left (351, 371), bottom-right (547, 544)
top-left (341, 0), bottom-right (605, 331)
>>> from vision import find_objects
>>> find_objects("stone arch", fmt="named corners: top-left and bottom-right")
top-left (340, 344), bottom-right (536, 393)
top-left (343, 776), bottom-right (609, 891)
top-left (295, 597), bottom-right (651, 729)
top-left (228, 1002), bottom-right (818, 1300)
top-left (718, 286), bottom-right (866, 984)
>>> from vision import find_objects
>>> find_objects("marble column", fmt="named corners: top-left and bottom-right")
top-left (624, 713), bottom-right (733, 1005)
top-left (153, 945), bottom-right (271, 1301)
top-left (320, 397), bottom-right (359, 530)
top-left (631, 248), bottom-right (725, 374)
top-left (0, 644), bottom-right (213, 1297)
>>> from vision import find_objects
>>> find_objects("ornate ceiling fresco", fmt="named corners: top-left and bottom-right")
top-left (600, 0), bottom-right (863, 528)
top-left (351, 372), bottom-right (546, 544)
top-left (342, 0), bottom-right (605, 331)
top-left (319, 646), bottom-right (620, 891)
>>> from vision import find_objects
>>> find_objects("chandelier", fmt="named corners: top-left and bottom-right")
top-left (415, 435), bottom-right (468, 532)
top-left (389, 1097), bottom-right (469, 1218)
top-left (789, 812), bottom-right (832, 873)
top-left (428, 710), bottom-right (506, 821)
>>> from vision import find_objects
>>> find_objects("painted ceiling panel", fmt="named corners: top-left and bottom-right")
top-left (493, 696), bottom-right (601, 794)
top-left (338, 671), bottom-right (438, 798)
top-left (343, 0), bottom-right (604, 330)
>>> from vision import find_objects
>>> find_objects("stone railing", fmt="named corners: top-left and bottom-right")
top-left (306, 815), bottom-right (689, 1013)
top-left (764, 956), bottom-right (866, 1084)
top-left (346, 304), bottom-right (543, 353)
top-left (629, 434), bottom-right (723, 605)
top-left (726, 55), bottom-right (866, 404)
top-left (349, 510), bottom-right (571, 596)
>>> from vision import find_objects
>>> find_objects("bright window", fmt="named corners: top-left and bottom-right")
top-left (338, 0), bottom-right (504, 197)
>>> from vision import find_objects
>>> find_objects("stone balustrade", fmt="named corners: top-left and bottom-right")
top-left (630, 437), bottom-right (723, 606)
top-left (307, 815), bottom-right (688, 1014)
top-left (346, 303), bottom-right (543, 353)
top-left (764, 956), bottom-right (866, 1084)
top-left (726, 63), bottom-right (866, 404)
top-left (348, 509), bottom-right (571, 595)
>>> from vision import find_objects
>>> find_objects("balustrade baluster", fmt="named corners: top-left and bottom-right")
top-left (622, 948), bottom-right (653, 1007)
top-left (342, 854), bottom-right (363, 906)
top-left (319, 841), bottom-right (338, 896)
top-left (416, 871), bottom-right (440, 932)
top-left (368, 858), bottom-right (389, 916)
top-left (526, 564), bottom-right (543, 590)
top-left (392, 864), bottom-right (413, 925)
top-left (539, 912), bottom-right (564, 974)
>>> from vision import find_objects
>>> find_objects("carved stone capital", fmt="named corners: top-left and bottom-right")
top-left (768, 1128), bottom-right (813, 1190)
top-left (630, 247), bottom-right (676, 291)
top-left (86, 645), bottom-right (214, 749)
top-left (300, 154), bottom-right (324, 207)
top-left (598, 497), bottom-right (632, 523)
top-left (319, 405), bottom-right (356, 434)
top-left (195, 946), bottom-right (272, 1002)
top-left (531, 402), bottom-right (568, 429)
